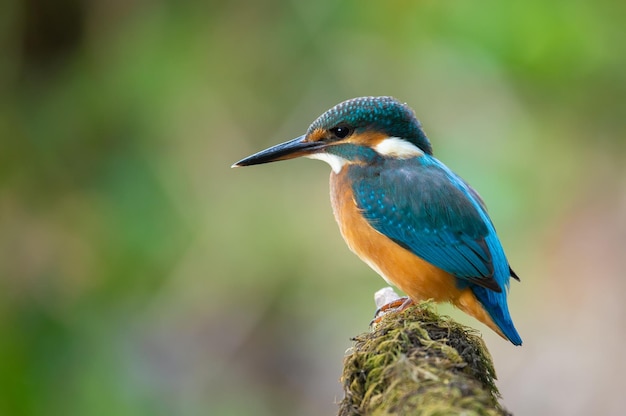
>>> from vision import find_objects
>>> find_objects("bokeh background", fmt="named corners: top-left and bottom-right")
top-left (1, 1), bottom-right (625, 415)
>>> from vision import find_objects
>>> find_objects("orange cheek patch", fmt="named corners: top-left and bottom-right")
top-left (306, 128), bottom-right (327, 142)
top-left (346, 130), bottom-right (388, 147)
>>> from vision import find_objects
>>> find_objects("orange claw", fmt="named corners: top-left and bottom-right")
top-left (371, 296), bottom-right (415, 325)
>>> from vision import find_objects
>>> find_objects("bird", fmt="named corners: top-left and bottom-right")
top-left (232, 96), bottom-right (522, 345)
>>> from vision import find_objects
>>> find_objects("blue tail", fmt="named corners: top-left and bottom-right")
top-left (472, 286), bottom-right (522, 346)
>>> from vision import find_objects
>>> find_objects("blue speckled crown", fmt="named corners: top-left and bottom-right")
top-left (307, 96), bottom-right (433, 155)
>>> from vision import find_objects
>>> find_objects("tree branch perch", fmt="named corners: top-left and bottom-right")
top-left (338, 292), bottom-right (512, 416)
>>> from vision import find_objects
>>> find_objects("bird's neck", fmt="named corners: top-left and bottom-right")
top-left (326, 143), bottom-right (381, 165)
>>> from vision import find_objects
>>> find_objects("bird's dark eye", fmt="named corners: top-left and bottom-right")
top-left (330, 126), bottom-right (352, 139)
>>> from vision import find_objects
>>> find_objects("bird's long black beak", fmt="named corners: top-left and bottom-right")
top-left (232, 135), bottom-right (324, 167)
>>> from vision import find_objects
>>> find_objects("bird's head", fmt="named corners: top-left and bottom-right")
top-left (232, 96), bottom-right (432, 173)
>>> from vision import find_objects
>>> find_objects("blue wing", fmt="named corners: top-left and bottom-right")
top-left (350, 156), bottom-right (507, 292)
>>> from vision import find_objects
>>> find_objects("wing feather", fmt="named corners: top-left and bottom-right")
top-left (351, 159), bottom-right (502, 292)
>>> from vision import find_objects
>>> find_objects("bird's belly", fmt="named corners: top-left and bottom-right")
top-left (329, 172), bottom-right (462, 303)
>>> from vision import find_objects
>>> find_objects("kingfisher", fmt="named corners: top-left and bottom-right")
top-left (232, 96), bottom-right (522, 345)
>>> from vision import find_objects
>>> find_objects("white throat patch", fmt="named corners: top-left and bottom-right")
top-left (374, 137), bottom-right (424, 159)
top-left (306, 152), bottom-right (348, 173)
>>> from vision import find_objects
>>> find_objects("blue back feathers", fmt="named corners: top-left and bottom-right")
top-left (349, 155), bottom-right (522, 345)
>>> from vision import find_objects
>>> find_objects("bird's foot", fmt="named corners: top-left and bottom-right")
top-left (371, 296), bottom-right (414, 326)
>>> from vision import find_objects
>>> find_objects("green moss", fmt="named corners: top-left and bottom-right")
top-left (338, 302), bottom-right (511, 416)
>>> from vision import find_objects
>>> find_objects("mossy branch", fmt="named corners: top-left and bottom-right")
top-left (338, 296), bottom-right (512, 416)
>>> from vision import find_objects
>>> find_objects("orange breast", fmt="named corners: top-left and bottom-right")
top-left (329, 169), bottom-right (506, 339)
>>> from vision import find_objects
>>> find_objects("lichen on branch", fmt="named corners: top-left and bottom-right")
top-left (338, 301), bottom-right (511, 416)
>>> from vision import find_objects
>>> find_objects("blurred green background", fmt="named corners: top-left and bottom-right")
top-left (1, 1), bottom-right (624, 415)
